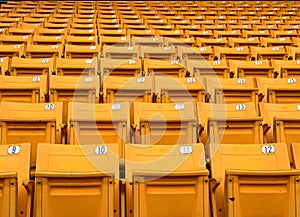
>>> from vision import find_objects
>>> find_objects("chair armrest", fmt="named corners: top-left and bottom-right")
top-left (23, 180), bottom-right (35, 217)
top-left (209, 178), bottom-right (221, 217)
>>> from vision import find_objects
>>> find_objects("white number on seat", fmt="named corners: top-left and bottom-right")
top-left (8, 146), bottom-right (20, 155)
top-left (129, 59), bottom-right (136, 64)
top-left (187, 78), bottom-right (195, 83)
top-left (85, 77), bottom-right (93, 82)
top-left (32, 76), bottom-right (41, 82)
top-left (111, 103), bottom-right (121, 110)
top-left (95, 145), bottom-right (108, 154)
top-left (175, 103), bottom-right (185, 110)
top-left (262, 145), bottom-right (275, 154)
top-left (236, 104), bottom-right (246, 111)
top-left (237, 78), bottom-right (246, 84)
top-left (180, 145), bottom-right (193, 154)
top-left (288, 78), bottom-right (296, 84)
top-left (45, 103), bottom-right (55, 110)
top-left (137, 77), bottom-right (145, 83)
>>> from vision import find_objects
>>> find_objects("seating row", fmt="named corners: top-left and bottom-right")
top-left (1, 56), bottom-right (300, 78)
top-left (1, 101), bottom-right (300, 163)
top-left (2, 141), bottom-right (300, 217)
top-left (3, 33), bottom-right (300, 48)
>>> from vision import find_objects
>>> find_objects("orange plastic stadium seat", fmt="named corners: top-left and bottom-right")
top-left (127, 29), bottom-right (156, 38)
top-left (187, 59), bottom-right (230, 78)
top-left (0, 143), bottom-right (33, 217)
top-left (242, 29), bottom-right (271, 38)
top-left (177, 46), bottom-right (214, 61)
top-left (7, 27), bottom-right (36, 36)
top-left (196, 37), bottom-right (229, 48)
top-left (0, 34), bottom-right (31, 45)
top-left (286, 46), bottom-right (300, 60)
top-left (101, 58), bottom-right (142, 77)
top-left (250, 46), bottom-right (288, 60)
top-left (25, 44), bottom-right (63, 58)
top-left (259, 102), bottom-right (300, 162)
top-left (36, 28), bottom-right (68, 37)
top-left (271, 59), bottom-right (300, 78)
top-left (154, 76), bottom-right (206, 103)
top-left (0, 101), bottom-right (63, 171)
top-left (55, 57), bottom-right (98, 76)
top-left (99, 35), bottom-right (131, 47)
top-left (64, 44), bottom-right (100, 59)
top-left (228, 37), bottom-right (261, 47)
top-left (133, 102), bottom-right (198, 144)
top-left (49, 75), bottom-right (100, 124)
top-left (140, 45), bottom-right (177, 60)
top-left (205, 77), bottom-right (258, 106)
top-left (35, 143), bottom-right (119, 217)
top-left (32, 35), bottom-right (65, 45)
top-left (66, 35), bottom-right (98, 46)
top-left (260, 37), bottom-right (293, 47)
top-left (214, 46), bottom-right (251, 61)
top-left (229, 59), bottom-right (275, 78)
top-left (209, 142), bottom-right (300, 217)
top-left (185, 29), bottom-right (214, 39)
top-left (257, 77), bottom-right (300, 103)
top-left (197, 102), bottom-right (262, 145)
top-left (67, 102), bottom-right (130, 158)
top-left (125, 143), bottom-right (209, 217)
top-left (10, 57), bottom-right (54, 76)
top-left (131, 36), bottom-right (164, 47)
top-left (102, 75), bottom-right (153, 103)
top-left (0, 44), bottom-right (25, 57)
top-left (102, 45), bottom-right (140, 59)
top-left (0, 75), bottom-right (47, 103)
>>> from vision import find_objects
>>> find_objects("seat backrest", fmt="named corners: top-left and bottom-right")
top-left (144, 59), bottom-right (187, 77)
top-left (55, 57), bottom-right (98, 76)
top-left (0, 101), bottom-right (63, 168)
top-left (10, 57), bottom-right (54, 76)
top-left (35, 143), bottom-right (119, 217)
top-left (133, 101), bottom-right (197, 145)
top-left (205, 77), bottom-right (258, 105)
top-left (32, 35), bottom-right (65, 45)
top-left (154, 76), bottom-right (205, 103)
top-left (187, 59), bottom-right (230, 78)
top-left (140, 45), bottom-right (177, 59)
top-left (101, 58), bottom-right (142, 77)
top-left (0, 75), bottom-right (47, 103)
top-left (250, 46), bottom-right (288, 60)
top-left (214, 46), bottom-right (251, 61)
top-left (67, 102), bottom-right (130, 158)
top-left (125, 143), bottom-right (209, 217)
top-left (49, 75), bottom-right (100, 123)
top-left (209, 142), bottom-right (293, 217)
top-left (65, 44), bottom-right (100, 59)
top-left (271, 59), bottom-right (300, 78)
top-left (259, 102), bottom-right (300, 162)
top-left (257, 77), bottom-right (300, 103)
top-left (0, 44), bottom-right (25, 57)
top-left (0, 143), bottom-right (31, 217)
top-left (25, 43), bottom-right (63, 58)
top-left (66, 35), bottom-right (98, 46)
top-left (197, 102), bottom-right (262, 145)
top-left (102, 45), bottom-right (140, 59)
top-left (102, 75), bottom-right (153, 103)
top-left (229, 59), bottom-right (274, 78)
top-left (131, 36), bottom-right (164, 47)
